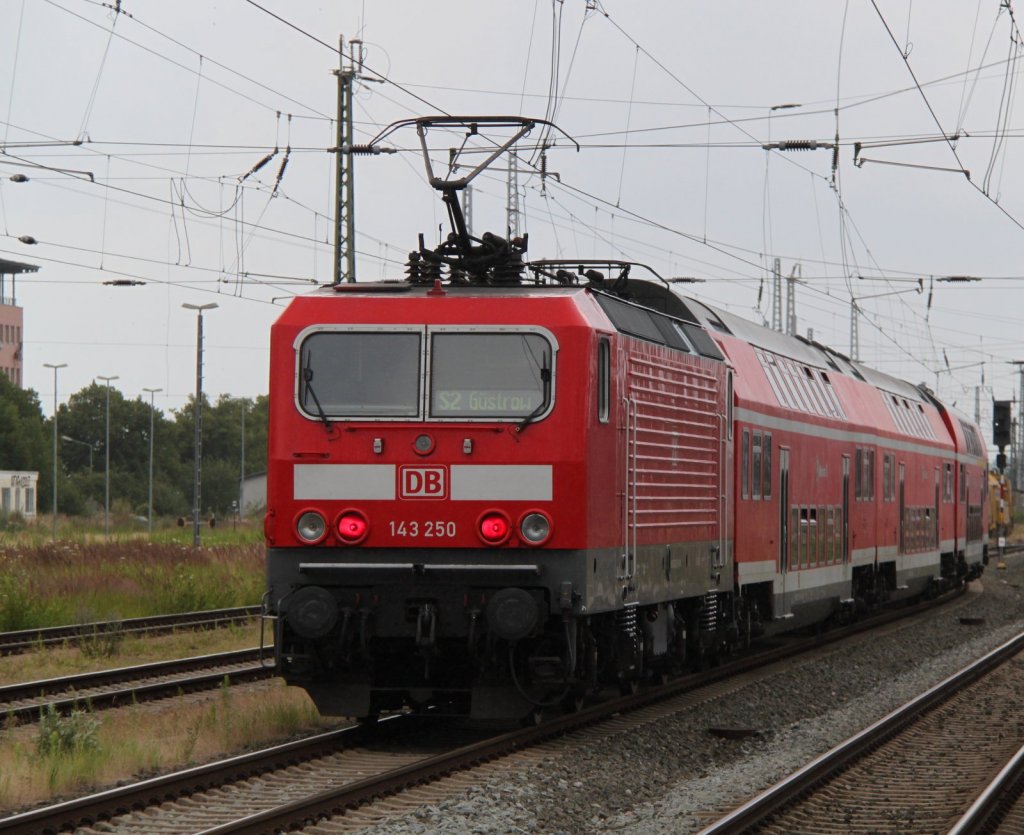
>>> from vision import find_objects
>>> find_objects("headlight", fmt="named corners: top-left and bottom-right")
top-left (295, 511), bottom-right (326, 544)
top-left (519, 512), bottom-right (552, 545)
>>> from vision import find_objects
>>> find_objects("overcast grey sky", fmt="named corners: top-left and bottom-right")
top-left (3, 0), bottom-right (1024, 427)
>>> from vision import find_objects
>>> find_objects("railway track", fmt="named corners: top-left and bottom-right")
top-left (697, 630), bottom-right (1024, 834)
top-left (0, 606), bottom-right (261, 656)
top-left (0, 647), bottom-right (273, 723)
top-left (948, 740), bottom-right (1024, 834)
top-left (0, 587), bottom-right (971, 834)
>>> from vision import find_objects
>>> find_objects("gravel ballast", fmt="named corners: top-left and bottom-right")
top-left (341, 552), bottom-right (1024, 835)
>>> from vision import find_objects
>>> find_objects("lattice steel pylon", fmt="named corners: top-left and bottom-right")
top-left (333, 37), bottom-right (363, 285)
top-left (506, 151), bottom-right (520, 239)
top-left (771, 258), bottom-right (783, 332)
top-left (786, 262), bottom-right (801, 336)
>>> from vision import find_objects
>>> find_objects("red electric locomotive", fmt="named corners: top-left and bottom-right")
top-left (263, 117), bottom-right (987, 721)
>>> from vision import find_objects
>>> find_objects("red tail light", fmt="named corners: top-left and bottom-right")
top-left (337, 509), bottom-right (369, 544)
top-left (478, 511), bottom-right (511, 546)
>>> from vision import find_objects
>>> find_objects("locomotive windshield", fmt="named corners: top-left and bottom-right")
top-left (299, 331), bottom-right (421, 417)
top-left (429, 332), bottom-right (551, 419)
top-left (295, 328), bottom-right (554, 421)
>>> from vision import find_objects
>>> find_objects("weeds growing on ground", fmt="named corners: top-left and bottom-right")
top-left (0, 542), bottom-right (264, 630)
top-left (36, 704), bottom-right (100, 756)
top-left (0, 682), bottom-right (333, 812)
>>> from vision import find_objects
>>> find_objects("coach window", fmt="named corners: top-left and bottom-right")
top-left (855, 448), bottom-right (863, 501)
top-left (865, 449), bottom-right (875, 500)
top-left (807, 507), bottom-right (818, 566)
top-left (762, 433), bottom-right (772, 499)
top-left (944, 463), bottom-right (953, 502)
top-left (752, 431), bottom-right (763, 500)
top-left (959, 463), bottom-right (967, 501)
top-left (741, 429), bottom-right (750, 500)
top-left (597, 337), bottom-right (610, 423)
top-left (745, 430), bottom-right (753, 495)
top-left (791, 506), bottom-right (800, 568)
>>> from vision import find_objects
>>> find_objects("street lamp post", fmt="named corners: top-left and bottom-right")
top-left (182, 303), bottom-right (218, 546)
top-left (142, 387), bottom-right (162, 535)
top-left (96, 375), bottom-right (119, 538)
top-left (61, 435), bottom-right (93, 471)
top-left (43, 362), bottom-right (67, 540)
top-left (239, 399), bottom-right (245, 523)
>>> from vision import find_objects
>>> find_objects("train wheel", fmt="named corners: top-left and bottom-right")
top-left (618, 678), bottom-right (640, 696)
top-left (563, 689), bottom-right (587, 713)
top-left (520, 707), bottom-right (545, 727)
top-left (692, 642), bottom-right (709, 672)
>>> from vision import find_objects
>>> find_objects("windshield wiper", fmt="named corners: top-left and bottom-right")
top-left (302, 350), bottom-right (332, 434)
top-left (516, 363), bottom-right (551, 433)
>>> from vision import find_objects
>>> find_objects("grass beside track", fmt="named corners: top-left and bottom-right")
top-left (0, 527), bottom-right (308, 812)
top-left (0, 678), bottom-right (343, 813)
top-left (0, 541), bottom-right (264, 632)
top-left (0, 620), bottom-right (263, 683)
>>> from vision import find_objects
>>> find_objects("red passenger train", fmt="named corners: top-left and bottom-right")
top-left (263, 117), bottom-right (987, 721)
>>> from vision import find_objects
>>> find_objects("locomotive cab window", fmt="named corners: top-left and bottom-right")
top-left (429, 331), bottom-right (553, 420)
top-left (297, 330), bottom-right (421, 418)
top-left (597, 337), bottom-right (610, 424)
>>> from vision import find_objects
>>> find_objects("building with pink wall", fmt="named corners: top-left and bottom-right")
top-left (0, 258), bottom-right (37, 387)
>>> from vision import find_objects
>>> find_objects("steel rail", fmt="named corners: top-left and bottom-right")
top-left (948, 741), bottom-right (1024, 834)
top-left (0, 722), bottom-right (401, 835)
top-left (0, 587), bottom-right (968, 834)
top-left (0, 606), bottom-right (260, 655)
top-left (696, 629), bottom-right (1024, 835)
top-left (0, 648), bottom-right (272, 723)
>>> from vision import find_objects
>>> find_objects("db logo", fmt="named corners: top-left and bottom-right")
top-left (399, 466), bottom-right (448, 499)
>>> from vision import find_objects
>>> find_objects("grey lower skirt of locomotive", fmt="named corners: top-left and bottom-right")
top-left (265, 546), bottom-right (982, 721)
top-left (265, 546), bottom-right (754, 721)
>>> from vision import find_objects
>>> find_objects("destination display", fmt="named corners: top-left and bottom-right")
top-left (432, 389), bottom-right (541, 416)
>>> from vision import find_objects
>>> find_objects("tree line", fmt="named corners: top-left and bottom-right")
top-left (0, 373), bottom-right (267, 519)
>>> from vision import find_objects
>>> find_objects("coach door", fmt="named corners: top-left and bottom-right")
top-left (898, 463), bottom-right (906, 555)
top-left (842, 455), bottom-right (850, 563)
top-left (778, 448), bottom-right (791, 616)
